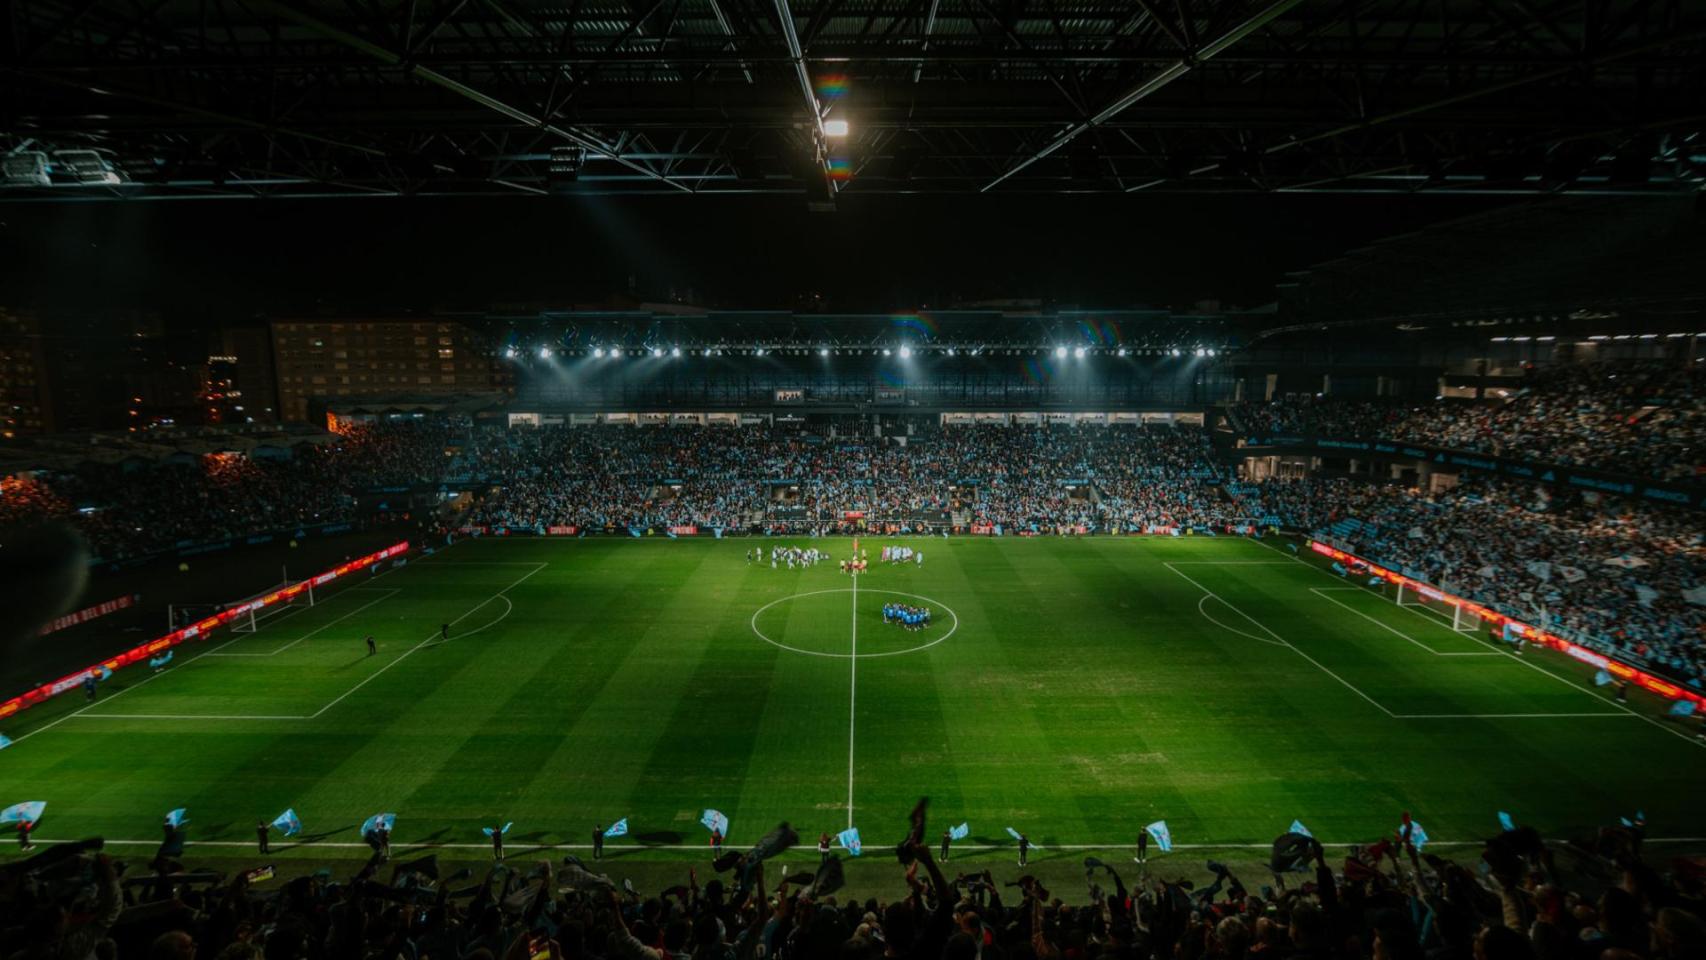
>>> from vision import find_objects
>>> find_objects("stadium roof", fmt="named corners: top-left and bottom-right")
top-left (4, 0), bottom-right (1703, 202)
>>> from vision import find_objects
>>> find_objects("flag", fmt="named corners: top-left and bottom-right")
top-left (362, 812), bottom-right (396, 837)
top-left (1595, 670), bottom-right (1614, 687)
top-left (1289, 819), bottom-right (1312, 838)
top-left (1367, 576), bottom-right (1383, 586)
top-left (271, 808), bottom-right (302, 836)
top-left (1635, 585), bottom-right (1659, 607)
top-left (1331, 562), bottom-right (1348, 576)
top-left (482, 822), bottom-right (513, 838)
top-left (165, 808), bottom-right (188, 828)
top-left (949, 822), bottom-right (969, 841)
top-left (1525, 561), bottom-right (1552, 581)
top-left (1669, 700), bottom-right (1698, 717)
top-left (0, 734), bottom-right (11, 750)
top-left (1685, 585), bottom-right (1706, 606)
top-left (837, 827), bottom-right (862, 856)
top-left (604, 818), bottom-right (629, 838)
top-left (1144, 821), bottom-right (1173, 853)
top-left (809, 856), bottom-right (846, 897)
top-left (1286, 543), bottom-right (1299, 553)
top-left (701, 809), bottom-right (729, 835)
top-left (0, 801), bottom-right (45, 825)
top-left (1498, 811), bottom-right (1516, 832)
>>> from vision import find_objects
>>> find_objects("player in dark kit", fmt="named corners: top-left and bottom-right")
top-left (440, 623), bottom-right (449, 641)
top-left (709, 827), bottom-right (723, 859)
top-left (365, 634), bottom-right (376, 656)
top-left (1017, 833), bottom-right (1030, 866)
top-left (1136, 830), bottom-right (1148, 864)
top-left (940, 830), bottom-right (951, 862)
top-left (18, 820), bottom-right (34, 851)
top-left (257, 821), bottom-right (270, 854)
top-left (492, 828), bottom-right (505, 861)
top-left (593, 824), bottom-right (605, 861)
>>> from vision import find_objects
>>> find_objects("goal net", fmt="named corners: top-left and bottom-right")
top-left (174, 578), bottom-right (317, 635)
top-left (1394, 581), bottom-right (1479, 633)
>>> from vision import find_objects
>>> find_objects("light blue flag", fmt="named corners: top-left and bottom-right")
top-left (1398, 820), bottom-right (1430, 850)
top-left (166, 808), bottom-right (188, 828)
top-left (701, 809), bottom-right (729, 835)
top-left (1289, 820), bottom-right (1312, 838)
top-left (1367, 576), bottom-right (1382, 586)
top-left (949, 823), bottom-right (969, 841)
top-left (1594, 670), bottom-right (1614, 687)
top-left (362, 812), bottom-right (396, 836)
top-left (0, 734), bottom-right (11, 750)
top-left (0, 801), bottom-right (46, 825)
top-left (837, 827), bottom-right (862, 856)
top-left (272, 808), bottom-right (302, 836)
top-left (1331, 562), bottom-right (1348, 576)
top-left (1144, 821), bottom-right (1173, 853)
top-left (666, 530), bottom-right (678, 540)
top-left (1287, 543), bottom-right (1300, 553)
top-left (482, 822), bottom-right (513, 838)
top-left (604, 818), bottom-right (629, 838)
top-left (1498, 811), bottom-right (1516, 832)
top-left (1669, 700), bottom-right (1698, 717)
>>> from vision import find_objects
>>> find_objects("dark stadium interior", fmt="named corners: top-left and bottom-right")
top-left (3, 0), bottom-right (1706, 957)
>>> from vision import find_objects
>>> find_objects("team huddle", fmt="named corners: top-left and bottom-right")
top-left (882, 603), bottom-right (935, 630)
top-left (748, 545), bottom-right (829, 569)
top-left (881, 545), bottom-right (922, 565)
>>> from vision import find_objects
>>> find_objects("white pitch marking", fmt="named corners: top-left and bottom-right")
top-left (206, 589), bottom-right (402, 657)
top-left (1308, 587), bottom-right (1499, 657)
top-left (847, 570), bottom-right (858, 829)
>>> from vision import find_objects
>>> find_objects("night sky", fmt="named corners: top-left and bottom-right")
top-left (0, 193), bottom-right (1506, 324)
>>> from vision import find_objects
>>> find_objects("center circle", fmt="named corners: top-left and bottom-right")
top-left (750, 587), bottom-right (959, 659)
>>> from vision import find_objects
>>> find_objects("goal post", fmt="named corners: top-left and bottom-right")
top-left (224, 579), bottom-right (314, 634)
top-left (1394, 581), bottom-right (1478, 633)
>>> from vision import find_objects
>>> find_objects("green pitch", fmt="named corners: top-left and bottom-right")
top-left (4, 535), bottom-right (1704, 873)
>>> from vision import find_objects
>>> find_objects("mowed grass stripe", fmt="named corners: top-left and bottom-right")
top-left (6, 536), bottom-right (1706, 859)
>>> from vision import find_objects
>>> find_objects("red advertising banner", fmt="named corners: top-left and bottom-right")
top-left (546, 525), bottom-right (579, 536)
top-left (0, 541), bottom-right (411, 721)
top-left (1308, 540), bottom-right (1706, 709)
top-left (39, 594), bottom-right (138, 635)
top-left (969, 523), bottom-right (995, 535)
top-left (669, 525), bottom-right (699, 536)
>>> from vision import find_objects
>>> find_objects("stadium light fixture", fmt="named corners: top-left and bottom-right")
top-left (946, 348), bottom-right (956, 356)
top-left (504, 347), bottom-right (517, 359)
top-left (1207, 348), bottom-right (1216, 357)
top-left (819, 347), bottom-right (830, 357)
top-left (1116, 347), bottom-right (1128, 357)
top-left (539, 346), bottom-right (552, 359)
top-left (594, 347), bottom-right (606, 358)
top-left (899, 346), bottom-right (912, 359)
top-left (1073, 346), bottom-right (1086, 358)
top-left (671, 346), bottom-right (681, 357)
top-left (1054, 346), bottom-right (1068, 358)
top-left (652, 347), bottom-right (664, 357)
top-left (823, 119), bottom-right (850, 138)
top-left (883, 348), bottom-right (892, 356)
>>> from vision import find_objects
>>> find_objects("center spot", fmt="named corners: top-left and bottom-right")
top-left (750, 587), bottom-right (959, 659)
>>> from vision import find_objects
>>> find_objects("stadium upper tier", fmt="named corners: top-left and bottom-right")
top-left (1229, 360), bottom-right (1705, 483)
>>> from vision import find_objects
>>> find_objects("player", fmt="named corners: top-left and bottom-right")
top-left (491, 826), bottom-right (505, 861)
top-left (17, 819), bottom-right (33, 852)
top-left (916, 550), bottom-right (923, 566)
top-left (817, 831), bottom-right (832, 863)
top-left (1017, 832), bottom-right (1030, 866)
top-left (440, 622), bottom-right (449, 642)
top-left (257, 821), bottom-right (270, 854)
top-left (940, 829), bottom-right (951, 863)
top-left (365, 634), bottom-right (376, 656)
top-left (593, 823), bottom-right (605, 860)
top-left (710, 826), bottom-right (724, 859)
top-left (83, 672), bottom-right (98, 702)
top-left (1135, 830), bottom-right (1148, 864)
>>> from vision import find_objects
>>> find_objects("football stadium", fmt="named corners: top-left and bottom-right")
top-left (3, 2), bottom-right (1706, 957)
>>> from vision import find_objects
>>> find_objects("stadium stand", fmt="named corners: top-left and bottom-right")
top-left (1231, 360), bottom-right (1706, 483)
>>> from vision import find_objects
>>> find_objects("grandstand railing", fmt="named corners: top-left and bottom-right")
top-left (1308, 540), bottom-right (1706, 710)
top-left (0, 541), bottom-right (411, 721)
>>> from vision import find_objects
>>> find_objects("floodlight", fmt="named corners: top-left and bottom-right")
top-left (819, 347), bottom-right (830, 357)
top-left (1054, 346), bottom-right (1068, 358)
top-left (1073, 346), bottom-right (1086, 358)
top-left (946, 348), bottom-right (956, 356)
top-left (538, 346), bottom-right (552, 359)
top-left (652, 347), bottom-right (664, 357)
top-left (1116, 347), bottom-right (1127, 357)
top-left (504, 347), bottom-right (517, 359)
top-left (882, 348), bottom-right (892, 356)
top-left (1207, 348), bottom-right (1216, 356)
top-left (899, 346), bottom-right (912, 359)
top-left (671, 346), bottom-right (681, 357)
top-left (594, 347), bottom-right (605, 358)
top-left (823, 119), bottom-right (850, 138)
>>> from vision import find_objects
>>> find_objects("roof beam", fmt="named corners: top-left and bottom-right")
top-left (982, 0), bottom-right (1306, 191)
top-left (251, 0), bottom-right (692, 192)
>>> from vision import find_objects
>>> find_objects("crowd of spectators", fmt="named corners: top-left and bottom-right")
top-left (1285, 474), bottom-right (1705, 687)
top-left (1229, 360), bottom-right (1706, 483)
top-left (5, 818), bottom-right (1702, 959)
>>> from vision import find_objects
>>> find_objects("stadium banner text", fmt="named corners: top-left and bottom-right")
top-left (1308, 541), bottom-right (1706, 709)
top-left (38, 594), bottom-right (139, 636)
top-left (0, 541), bottom-right (411, 720)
